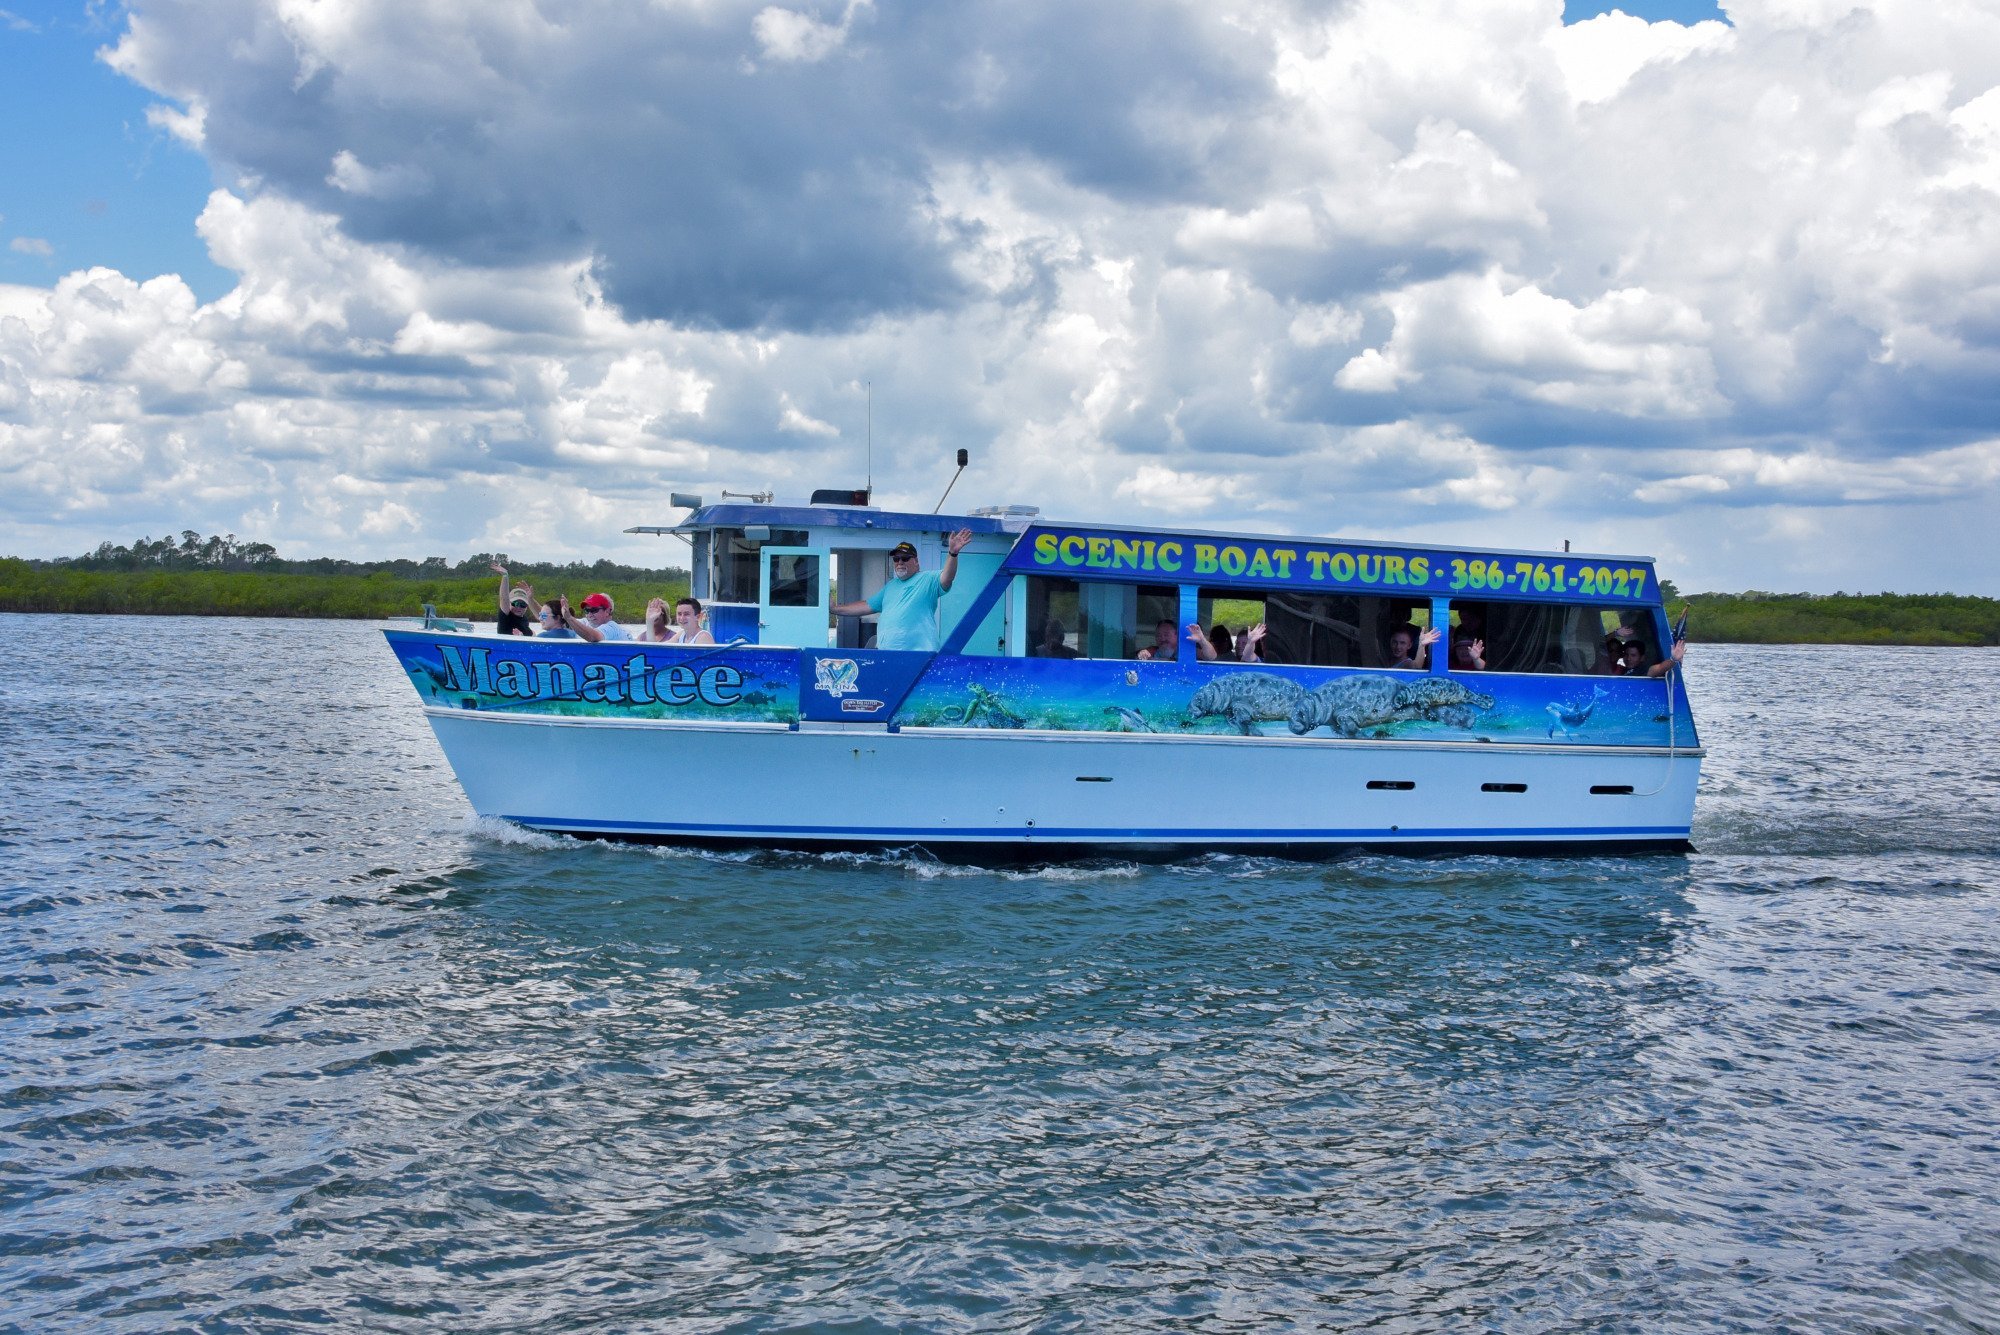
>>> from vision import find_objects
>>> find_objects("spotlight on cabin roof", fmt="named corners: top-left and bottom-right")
top-left (669, 492), bottom-right (703, 509)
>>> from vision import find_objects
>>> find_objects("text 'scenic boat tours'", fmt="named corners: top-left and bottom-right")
top-left (385, 491), bottom-right (1698, 856)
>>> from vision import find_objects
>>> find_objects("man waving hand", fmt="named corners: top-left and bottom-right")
top-left (834, 529), bottom-right (973, 652)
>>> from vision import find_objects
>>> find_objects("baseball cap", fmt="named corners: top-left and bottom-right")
top-left (888, 541), bottom-right (918, 559)
top-left (509, 595), bottom-right (529, 608)
top-left (581, 593), bottom-right (612, 611)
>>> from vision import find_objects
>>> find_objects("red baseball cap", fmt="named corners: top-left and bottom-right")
top-left (581, 593), bottom-right (612, 611)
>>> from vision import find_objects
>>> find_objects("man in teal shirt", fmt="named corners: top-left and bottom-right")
top-left (834, 530), bottom-right (973, 651)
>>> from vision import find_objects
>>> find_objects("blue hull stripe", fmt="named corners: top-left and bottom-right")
top-left (503, 815), bottom-right (1692, 841)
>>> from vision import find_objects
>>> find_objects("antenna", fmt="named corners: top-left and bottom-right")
top-left (866, 380), bottom-right (873, 496)
top-left (933, 448), bottom-right (969, 514)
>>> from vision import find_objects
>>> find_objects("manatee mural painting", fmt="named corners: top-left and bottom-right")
top-left (1188, 672), bottom-right (1306, 735)
top-left (1287, 675), bottom-right (1494, 738)
top-left (892, 655), bottom-right (1677, 745)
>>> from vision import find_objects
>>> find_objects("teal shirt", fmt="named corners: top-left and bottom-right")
top-left (867, 570), bottom-right (945, 651)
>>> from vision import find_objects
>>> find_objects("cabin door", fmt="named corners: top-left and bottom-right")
top-left (758, 546), bottom-right (831, 647)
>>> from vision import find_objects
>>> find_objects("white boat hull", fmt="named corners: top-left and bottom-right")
top-left (424, 709), bottom-right (1700, 854)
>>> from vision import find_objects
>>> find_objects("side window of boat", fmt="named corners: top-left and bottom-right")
top-left (1252, 593), bottom-right (1436, 668)
top-left (1020, 576), bottom-right (1175, 660)
top-left (1193, 589), bottom-right (1265, 663)
top-left (1447, 598), bottom-right (1630, 673)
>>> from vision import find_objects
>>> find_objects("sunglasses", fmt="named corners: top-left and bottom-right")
top-left (890, 552), bottom-right (916, 562)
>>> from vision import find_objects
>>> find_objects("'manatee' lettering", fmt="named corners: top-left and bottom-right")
top-left (699, 664), bottom-right (744, 706)
top-left (434, 646), bottom-right (746, 710)
top-left (437, 645), bottom-right (492, 694)
top-left (624, 655), bottom-right (655, 705)
top-left (581, 662), bottom-right (617, 702)
top-left (494, 659), bottom-right (532, 694)
top-left (534, 661), bottom-right (577, 698)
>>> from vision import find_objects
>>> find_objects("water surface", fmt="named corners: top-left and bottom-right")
top-left (2, 620), bottom-right (1995, 1331)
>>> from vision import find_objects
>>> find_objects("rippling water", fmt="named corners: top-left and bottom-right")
top-left (2, 617), bottom-right (1996, 1331)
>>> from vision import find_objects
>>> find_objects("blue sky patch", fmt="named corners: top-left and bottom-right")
top-left (1564, 1), bottom-right (1728, 22)
top-left (0, 2), bottom-right (229, 299)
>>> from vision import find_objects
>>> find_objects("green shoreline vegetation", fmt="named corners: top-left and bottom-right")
top-left (0, 533), bottom-right (690, 623)
top-left (2, 533), bottom-right (1996, 645)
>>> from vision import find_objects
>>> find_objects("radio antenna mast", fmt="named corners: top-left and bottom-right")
top-left (934, 449), bottom-right (969, 513)
top-left (866, 381), bottom-right (873, 496)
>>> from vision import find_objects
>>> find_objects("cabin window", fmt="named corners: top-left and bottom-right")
top-left (1446, 599), bottom-right (1657, 674)
top-left (765, 551), bottom-right (822, 607)
top-left (1193, 590), bottom-right (1267, 664)
top-left (712, 528), bottom-right (808, 604)
top-left (1240, 593), bottom-right (1433, 668)
top-left (1021, 576), bottom-right (1177, 660)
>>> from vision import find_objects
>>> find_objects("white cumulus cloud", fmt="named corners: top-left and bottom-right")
top-left (0, 0), bottom-right (1990, 595)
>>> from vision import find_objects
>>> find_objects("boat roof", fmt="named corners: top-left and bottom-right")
top-left (634, 501), bottom-right (1655, 566)
top-left (630, 502), bottom-right (1014, 538)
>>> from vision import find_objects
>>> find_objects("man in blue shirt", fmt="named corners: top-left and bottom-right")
top-left (834, 530), bottom-right (972, 651)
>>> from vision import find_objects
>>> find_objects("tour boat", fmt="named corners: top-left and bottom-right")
top-left (384, 493), bottom-right (1699, 855)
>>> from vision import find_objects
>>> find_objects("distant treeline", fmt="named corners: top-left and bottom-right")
top-left (1676, 591), bottom-right (2000, 646)
top-left (2, 534), bottom-right (1997, 644)
top-left (52, 530), bottom-right (686, 585)
top-left (0, 532), bottom-right (688, 621)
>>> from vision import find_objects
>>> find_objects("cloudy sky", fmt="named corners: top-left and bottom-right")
top-left (3, 0), bottom-right (1998, 593)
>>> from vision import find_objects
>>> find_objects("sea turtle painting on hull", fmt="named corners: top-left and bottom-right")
top-left (1188, 672), bottom-right (1307, 735)
top-left (1288, 675), bottom-right (1494, 737)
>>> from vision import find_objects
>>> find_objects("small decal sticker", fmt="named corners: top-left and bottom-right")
top-left (814, 657), bottom-right (861, 696)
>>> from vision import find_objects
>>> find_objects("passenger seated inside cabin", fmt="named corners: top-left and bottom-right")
top-left (1450, 636), bottom-right (1487, 671)
top-left (1208, 624), bottom-right (1234, 659)
top-left (1593, 615), bottom-right (1643, 673)
top-left (1254, 592), bottom-right (1431, 668)
top-left (1036, 617), bottom-right (1080, 658)
top-left (1387, 623), bottom-right (1441, 670)
top-left (1135, 619), bottom-right (1218, 662)
top-left (1611, 636), bottom-right (1685, 677)
top-left (1238, 622), bottom-right (1267, 663)
top-left (1595, 634), bottom-right (1627, 675)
